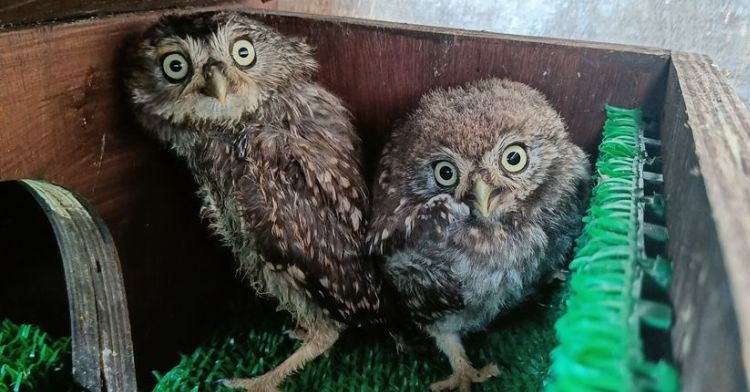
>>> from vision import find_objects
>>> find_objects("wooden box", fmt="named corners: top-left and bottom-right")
top-left (1, 5), bottom-right (748, 391)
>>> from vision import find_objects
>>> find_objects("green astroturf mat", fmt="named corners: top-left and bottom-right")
top-left (153, 283), bottom-right (564, 392)
top-left (546, 106), bottom-right (678, 392)
top-left (0, 319), bottom-right (73, 392)
top-left (152, 106), bottom-right (679, 392)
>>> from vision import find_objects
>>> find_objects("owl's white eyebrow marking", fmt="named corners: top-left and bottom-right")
top-left (184, 37), bottom-right (209, 64)
top-left (209, 25), bottom-right (231, 56)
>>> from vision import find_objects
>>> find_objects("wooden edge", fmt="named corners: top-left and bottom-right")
top-left (0, 3), bottom-right (671, 59)
top-left (19, 180), bottom-right (137, 392)
top-left (671, 52), bottom-right (750, 384)
top-left (247, 8), bottom-right (672, 57)
top-left (0, 0), bottom-right (275, 28)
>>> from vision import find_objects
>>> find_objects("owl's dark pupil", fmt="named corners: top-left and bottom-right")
top-left (506, 151), bottom-right (521, 165)
top-left (439, 166), bottom-right (454, 181)
top-left (169, 61), bottom-right (183, 72)
top-left (238, 47), bottom-right (249, 57)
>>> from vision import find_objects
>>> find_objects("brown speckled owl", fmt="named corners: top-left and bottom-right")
top-left (124, 12), bottom-right (384, 391)
top-left (368, 79), bottom-right (590, 391)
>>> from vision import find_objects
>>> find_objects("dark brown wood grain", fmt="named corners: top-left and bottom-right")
top-left (661, 69), bottom-right (747, 392)
top-left (19, 180), bottom-right (137, 392)
top-left (0, 0), bottom-right (274, 28)
top-left (251, 10), bottom-right (670, 171)
top-left (0, 6), bottom-right (670, 386)
top-left (662, 52), bottom-right (750, 392)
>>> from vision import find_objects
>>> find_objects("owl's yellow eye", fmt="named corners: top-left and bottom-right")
top-left (500, 144), bottom-right (528, 173)
top-left (232, 39), bottom-right (256, 67)
top-left (161, 52), bottom-right (190, 83)
top-left (433, 160), bottom-right (459, 188)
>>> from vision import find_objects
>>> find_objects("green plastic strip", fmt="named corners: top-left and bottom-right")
top-left (0, 319), bottom-right (73, 392)
top-left (545, 106), bottom-right (679, 392)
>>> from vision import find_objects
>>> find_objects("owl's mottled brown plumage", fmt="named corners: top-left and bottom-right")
top-left (368, 79), bottom-right (590, 391)
top-left (124, 12), bottom-right (384, 391)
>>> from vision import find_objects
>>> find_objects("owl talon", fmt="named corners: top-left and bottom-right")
top-left (220, 376), bottom-right (280, 392)
top-left (429, 363), bottom-right (500, 392)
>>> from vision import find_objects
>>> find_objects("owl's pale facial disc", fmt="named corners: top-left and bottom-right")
top-left (148, 25), bottom-right (262, 124)
top-left (127, 13), bottom-right (317, 130)
top-left (427, 139), bottom-right (538, 221)
top-left (384, 79), bottom-right (588, 225)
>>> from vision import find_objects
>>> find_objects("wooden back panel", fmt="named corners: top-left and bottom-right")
top-left (0, 6), bottom-right (669, 385)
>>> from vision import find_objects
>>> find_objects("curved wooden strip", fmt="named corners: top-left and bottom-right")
top-left (19, 179), bottom-right (137, 392)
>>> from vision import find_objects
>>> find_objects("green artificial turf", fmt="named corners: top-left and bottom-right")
top-left (153, 283), bottom-right (565, 392)
top-left (0, 319), bottom-right (73, 392)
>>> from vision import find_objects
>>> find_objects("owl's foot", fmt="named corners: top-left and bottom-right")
top-left (220, 376), bottom-right (280, 392)
top-left (430, 332), bottom-right (501, 392)
top-left (220, 325), bottom-right (340, 391)
top-left (428, 363), bottom-right (500, 392)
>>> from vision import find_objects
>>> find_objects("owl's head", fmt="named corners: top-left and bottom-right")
top-left (125, 12), bottom-right (316, 129)
top-left (382, 79), bottom-right (588, 223)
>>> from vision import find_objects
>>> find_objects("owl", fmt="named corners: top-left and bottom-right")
top-left (124, 12), bottom-right (386, 391)
top-left (367, 79), bottom-right (590, 391)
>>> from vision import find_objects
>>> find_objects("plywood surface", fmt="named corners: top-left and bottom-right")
top-left (0, 0), bottom-right (275, 27)
top-left (661, 63), bottom-right (747, 392)
top-left (0, 6), bottom-right (669, 384)
top-left (667, 52), bottom-right (750, 390)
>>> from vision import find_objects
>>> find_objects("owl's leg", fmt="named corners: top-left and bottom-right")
top-left (429, 332), bottom-right (500, 392)
top-left (221, 325), bottom-right (340, 392)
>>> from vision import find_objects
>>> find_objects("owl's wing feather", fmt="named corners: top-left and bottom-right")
top-left (366, 142), bottom-right (415, 256)
top-left (241, 118), bottom-right (381, 325)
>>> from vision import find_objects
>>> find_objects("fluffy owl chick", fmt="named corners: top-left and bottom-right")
top-left (368, 79), bottom-right (590, 391)
top-left (125, 12), bottom-right (382, 391)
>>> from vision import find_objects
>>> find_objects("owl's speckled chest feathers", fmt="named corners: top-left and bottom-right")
top-left (424, 220), bottom-right (552, 334)
top-left (382, 192), bottom-right (582, 335)
top-left (144, 82), bottom-right (382, 325)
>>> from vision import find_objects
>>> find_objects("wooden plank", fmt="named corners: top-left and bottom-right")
top-left (0, 0), bottom-right (275, 28)
top-left (666, 52), bottom-right (750, 391)
top-left (0, 7), bottom-right (669, 382)
top-left (661, 68), bottom-right (747, 392)
top-left (251, 9), bottom-right (670, 168)
top-left (20, 180), bottom-right (137, 391)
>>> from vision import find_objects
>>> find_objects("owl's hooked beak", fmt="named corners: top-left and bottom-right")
top-left (472, 179), bottom-right (499, 217)
top-left (203, 66), bottom-right (228, 104)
